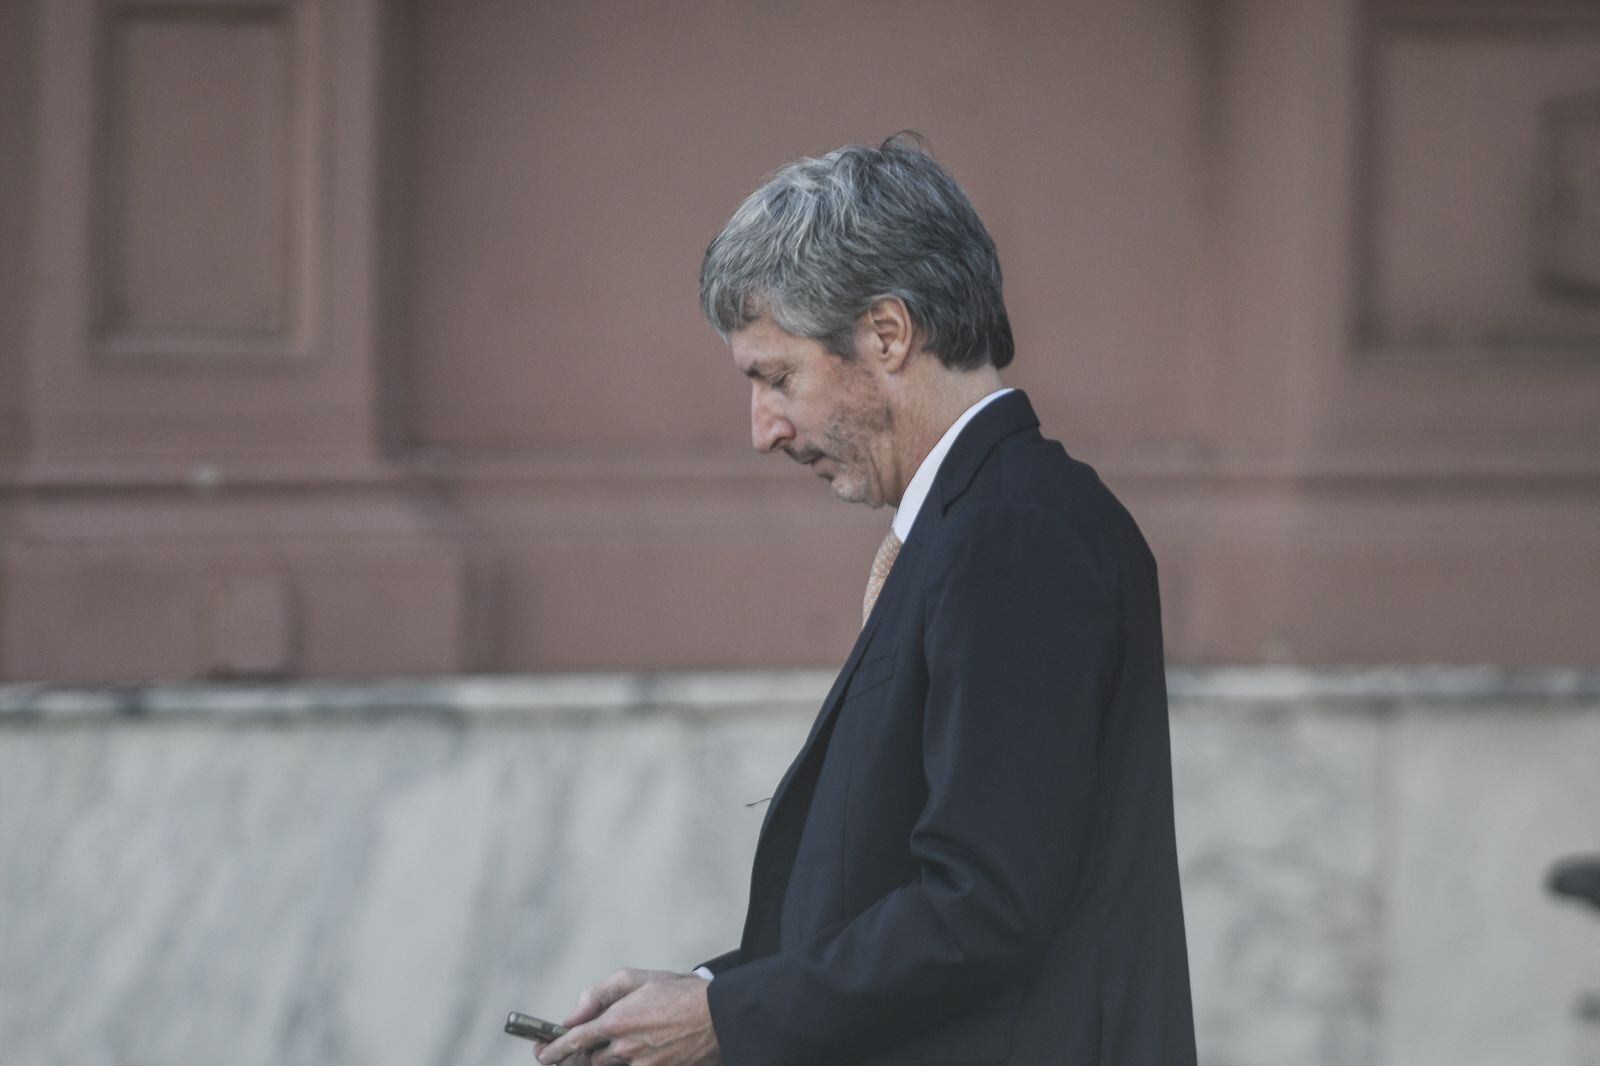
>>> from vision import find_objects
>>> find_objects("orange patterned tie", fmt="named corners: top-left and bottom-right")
top-left (862, 528), bottom-right (903, 628)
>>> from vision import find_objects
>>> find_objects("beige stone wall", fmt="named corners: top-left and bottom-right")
top-left (2, 0), bottom-right (1598, 681)
top-left (4, 670), bottom-right (1598, 1066)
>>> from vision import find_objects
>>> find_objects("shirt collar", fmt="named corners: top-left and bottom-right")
top-left (891, 387), bottom-right (1015, 543)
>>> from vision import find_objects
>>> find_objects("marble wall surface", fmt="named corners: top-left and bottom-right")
top-left (3, 669), bottom-right (1599, 1066)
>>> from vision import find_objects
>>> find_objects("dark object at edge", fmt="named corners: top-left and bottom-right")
top-left (1547, 854), bottom-right (1600, 912)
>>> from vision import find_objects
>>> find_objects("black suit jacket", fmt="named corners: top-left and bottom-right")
top-left (705, 392), bottom-right (1196, 1065)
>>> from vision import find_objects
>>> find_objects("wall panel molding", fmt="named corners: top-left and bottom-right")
top-left (2, 0), bottom-right (473, 682)
top-left (0, 0), bottom-right (36, 460)
top-left (1210, 1), bottom-right (1600, 470)
top-left (1376, 0), bottom-right (1600, 29)
top-left (1356, 0), bottom-right (1600, 360)
top-left (94, 0), bottom-right (316, 362)
top-left (1535, 94), bottom-right (1600, 296)
top-left (26, 0), bottom-right (377, 460)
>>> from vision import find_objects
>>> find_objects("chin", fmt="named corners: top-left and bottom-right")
top-left (831, 478), bottom-right (883, 509)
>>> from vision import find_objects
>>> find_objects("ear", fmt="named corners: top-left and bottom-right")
top-left (859, 297), bottom-right (915, 374)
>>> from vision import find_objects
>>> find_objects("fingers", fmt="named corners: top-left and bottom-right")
top-left (535, 1019), bottom-right (606, 1065)
top-left (564, 968), bottom-right (649, 1027)
top-left (596, 967), bottom-right (651, 1004)
top-left (565, 989), bottom-right (604, 1028)
top-left (543, 967), bottom-right (686, 1063)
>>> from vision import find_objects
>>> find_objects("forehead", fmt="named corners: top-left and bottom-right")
top-left (729, 315), bottom-right (830, 377)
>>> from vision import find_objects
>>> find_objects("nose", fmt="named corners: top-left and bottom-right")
top-left (750, 385), bottom-right (794, 454)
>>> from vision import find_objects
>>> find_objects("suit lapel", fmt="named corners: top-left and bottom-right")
top-left (738, 390), bottom-right (1042, 956)
top-left (738, 541), bottom-right (916, 956)
top-left (754, 565), bottom-right (894, 842)
top-left (756, 392), bottom-right (1039, 836)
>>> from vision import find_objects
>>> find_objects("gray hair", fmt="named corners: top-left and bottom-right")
top-left (699, 134), bottom-right (1013, 370)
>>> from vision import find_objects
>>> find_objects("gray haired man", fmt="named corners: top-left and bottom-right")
top-left (537, 135), bottom-right (1196, 1066)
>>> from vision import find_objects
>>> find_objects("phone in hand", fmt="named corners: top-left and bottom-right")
top-left (505, 1011), bottom-right (568, 1044)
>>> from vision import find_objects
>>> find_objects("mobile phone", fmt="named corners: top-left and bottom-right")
top-left (505, 1011), bottom-right (568, 1043)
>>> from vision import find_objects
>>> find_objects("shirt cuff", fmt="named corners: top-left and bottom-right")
top-left (692, 966), bottom-right (714, 981)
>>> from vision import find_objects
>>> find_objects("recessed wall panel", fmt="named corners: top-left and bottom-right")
top-left (1537, 95), bottom-right (1600, 294)
top-left (1362, 7), bottom-right (1600, 356)
top-left (98, 3), bottom-right (300, 356)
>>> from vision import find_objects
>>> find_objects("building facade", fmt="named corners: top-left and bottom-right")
top-left (2, 1), bottom-right (1597, 678)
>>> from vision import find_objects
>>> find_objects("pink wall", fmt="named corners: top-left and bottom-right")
top-left (2, 0), bottom-right (1597, 681)
top-left (403, 0), bottom-right (1205, 449)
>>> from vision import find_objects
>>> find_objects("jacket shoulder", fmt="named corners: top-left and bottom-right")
top-left (930, 429), bottom-right (1153, 585)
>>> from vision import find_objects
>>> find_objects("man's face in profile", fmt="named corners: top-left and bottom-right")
top-left (731, 314), bottom-right (894, 509)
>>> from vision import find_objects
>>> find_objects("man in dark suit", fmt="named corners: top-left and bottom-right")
top-left (537, 136), bottom-right (1195, 1066)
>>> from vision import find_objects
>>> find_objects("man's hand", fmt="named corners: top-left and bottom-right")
top-left (535, 968), bottom-right (721, 1066)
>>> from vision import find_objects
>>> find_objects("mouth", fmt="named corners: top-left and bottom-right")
top-left (783, 444), bottom-right (837, 482)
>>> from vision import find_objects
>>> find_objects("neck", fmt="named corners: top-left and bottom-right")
top-left (885, 366), bottom-right (1004, 508)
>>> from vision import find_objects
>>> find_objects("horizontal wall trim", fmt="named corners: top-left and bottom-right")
top-left (3, 666), bottom-right (1598, 723)
top-left (0, 454), bottom-right (404, 494)
top-left (406, 443), bottom-right (1600, 490)
top-left (1375, 2), bottom-right (1600, 29)
top-left (5, 444), bottom-right (1599, 496)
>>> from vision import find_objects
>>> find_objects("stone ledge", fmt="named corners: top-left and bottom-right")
top-left (0, 670), bottom-right (841, 720)
top-left (1165, 665), bottom-right (1600, 703)
top-left (1, 666), bottom-right (1597, 721)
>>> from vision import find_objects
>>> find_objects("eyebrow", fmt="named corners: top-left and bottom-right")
top-left (742, 360), bottom-right (784, 381)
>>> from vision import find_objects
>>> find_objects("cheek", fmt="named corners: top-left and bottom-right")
top-left (833, 390), bottom-right (883, 453)
top-left (820, 412), bottom-right (859, 454)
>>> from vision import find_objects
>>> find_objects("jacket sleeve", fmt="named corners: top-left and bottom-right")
top-left (707, 504), bottom-right (1120, 1065)
top-left (696, 949), bottom-right (742, 977)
